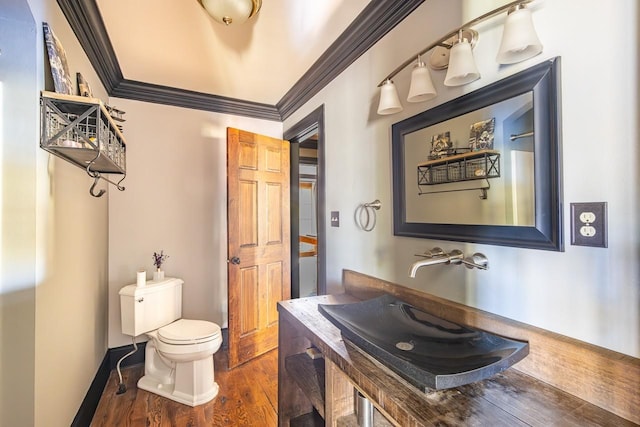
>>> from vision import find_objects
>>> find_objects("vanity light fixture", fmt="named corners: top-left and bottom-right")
top-left (496, 4), bottom-right (543, 64)
top-left (444, 31), bottom-right (481, 87)
top-left (376, 0), bottom-right (542, 115)
top-left (377, 79), bottom-right (403, 115)
top-left (199, 0), bottom-right (262, 25)
top-left (407, 55), bottom-right (437, 103)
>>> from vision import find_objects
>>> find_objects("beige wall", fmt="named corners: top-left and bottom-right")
top-left (107, 99), bottom-right (282, 348)
top-left (0, 0), bottom-right (112, 425)
top-left (284, 0), bottom-right (639, 357)
top-left (1, 2), bottom-right (37, 426)
top-left (3, 1), bottom-right (637, 425)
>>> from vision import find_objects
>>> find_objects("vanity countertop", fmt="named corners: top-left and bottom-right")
top-left (277, 271), bottom-right (639, 426)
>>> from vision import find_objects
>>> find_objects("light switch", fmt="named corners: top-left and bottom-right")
top-left (330, 211), bottom-right (340, 227)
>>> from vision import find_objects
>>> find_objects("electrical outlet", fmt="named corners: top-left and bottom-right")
top-left (570, 202), bottom-right (607, 247)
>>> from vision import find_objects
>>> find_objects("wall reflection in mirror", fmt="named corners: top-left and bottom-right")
top-left (404, 92), bottom-right (534, 226)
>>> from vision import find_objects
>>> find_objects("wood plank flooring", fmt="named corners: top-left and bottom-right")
top-left (91, 348), bottom-right (278, 426)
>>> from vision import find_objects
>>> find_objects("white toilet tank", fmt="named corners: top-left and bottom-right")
top-left (120, 277), bottom-right (183, 337)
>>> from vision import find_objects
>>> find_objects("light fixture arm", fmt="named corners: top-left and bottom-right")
top-left (377, 0), bottom-right (533, 87)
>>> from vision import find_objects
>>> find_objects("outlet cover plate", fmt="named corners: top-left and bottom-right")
top-left (570, 202), bottom-right (607, 248)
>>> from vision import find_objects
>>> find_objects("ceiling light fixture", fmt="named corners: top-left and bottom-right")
top-left (199, 0), bottom-right (262, 26)
top-left (376, 0), bottom-right (542, 115)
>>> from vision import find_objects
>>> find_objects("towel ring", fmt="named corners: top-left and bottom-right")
top-left (356, 199), bottom-right (381, 232)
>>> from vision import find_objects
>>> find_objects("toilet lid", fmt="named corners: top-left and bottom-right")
top-left (158, 319), bottom-right (221, 345)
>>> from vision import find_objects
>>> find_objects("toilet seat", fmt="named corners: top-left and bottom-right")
top-left (158, 319), bottom-right (221, 345)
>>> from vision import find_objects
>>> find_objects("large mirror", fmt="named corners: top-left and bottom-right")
top-left (392, 57), bottom-right (563, 251)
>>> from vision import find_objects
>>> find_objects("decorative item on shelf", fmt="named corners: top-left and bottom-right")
top-left (43, 22), bottom-right (74, 95)
top-left (105, 105), bottom-right (125, 121)
top-left (429, 131), bottom-right (454, 159)
top-left (76, 72), bottom-right (93, 97)
top-left (375, 0), bottom-right (543, 115)
top-left (469, 118), bottom-right (495, 151)
top-left (198, 0), bottom-right (262, 26)
top-left (106, 105), bottom-right (126, 133)
top-left (152, 250), bottom-right (169, 281)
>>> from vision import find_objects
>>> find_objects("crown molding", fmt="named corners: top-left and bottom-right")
top-left (111, 79), bottom-right (282, 121)
top-left (57, 0), bottom-right (424, 122)
top-left (277, 0), bottom-right (424, 120)
top-left (56, 0), bottom-right (122, 93)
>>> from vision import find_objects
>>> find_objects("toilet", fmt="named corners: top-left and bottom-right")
top-left (119, 277), bottom-right (222, 406)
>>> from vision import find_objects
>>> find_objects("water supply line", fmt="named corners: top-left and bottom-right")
top-left (115, 337), bottom-right (138, 395)
top-left (356, 199), bottom-right (382, 232)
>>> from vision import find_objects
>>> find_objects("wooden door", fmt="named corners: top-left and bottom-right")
top-left (227, 128), bottom-right (291, 368)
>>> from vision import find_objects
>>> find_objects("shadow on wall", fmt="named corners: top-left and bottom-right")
top-left (1, 1), bottom-right (38, 426)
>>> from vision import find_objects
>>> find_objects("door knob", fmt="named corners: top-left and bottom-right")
top-left (229, 256), bottom-right (241, 265)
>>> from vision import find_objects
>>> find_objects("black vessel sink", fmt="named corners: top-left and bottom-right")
top-left (318, 294), bottom-right (529, 390)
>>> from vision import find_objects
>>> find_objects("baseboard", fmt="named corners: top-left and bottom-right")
top-left (71, 351), bottom-right (109, 427)
top-left (71, 341), bottom-right (146, 427)
top-left (73, 327), bottom-right (228, 426)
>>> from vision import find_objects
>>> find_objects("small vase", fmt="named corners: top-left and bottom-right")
top-left (153, 269), bottom-right (165, 281)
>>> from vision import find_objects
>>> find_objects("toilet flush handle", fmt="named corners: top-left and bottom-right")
top-left (229, 256), bottom-right (240, 265)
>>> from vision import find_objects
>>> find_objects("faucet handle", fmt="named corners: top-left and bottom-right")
top-left (414, 247), bottom-right (448, 258)
top-left (460, 253), bottom-right (489, 270)
top-left (414, 247), bottom-right (445, 258)
top-left (425, 247), bottom-right (445, 257)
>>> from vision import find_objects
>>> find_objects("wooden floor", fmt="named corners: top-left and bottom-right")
top-left (91, 348), bottom-right (278, 426)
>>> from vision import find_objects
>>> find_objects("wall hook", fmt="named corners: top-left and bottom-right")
top-left (89, 175), bottom-right (106, 197)
top-left (85, 163), bottom-right (126, 197)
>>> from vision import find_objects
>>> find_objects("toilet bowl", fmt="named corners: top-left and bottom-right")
top-left (119, 278), bottom-right (223, 407)
top-left (139, 319), bottom-right (222, 406)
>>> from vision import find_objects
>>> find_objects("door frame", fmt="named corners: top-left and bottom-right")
top-left (284, 105), bottom-right (326, 297)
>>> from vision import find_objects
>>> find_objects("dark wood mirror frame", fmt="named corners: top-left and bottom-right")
top-left (392, 57), bottom-right (563, 251)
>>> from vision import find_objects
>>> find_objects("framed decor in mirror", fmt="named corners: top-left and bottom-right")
top-left (392, 57), bottom-right (563, 251)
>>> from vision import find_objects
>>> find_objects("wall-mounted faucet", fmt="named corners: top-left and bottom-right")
top-left (408, 247), bottom-right (489, 278)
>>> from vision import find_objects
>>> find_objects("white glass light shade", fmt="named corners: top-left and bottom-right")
top-left (444, 39), bottom-right (480, 87)
top-left (407, 61), bottom-right (437, 103)
top-left (497, 6), bottom-right (543, 64)
top-left (377, 79), bottom-right (403, 115)
top-left (200, 0), bottom-right (260, 25)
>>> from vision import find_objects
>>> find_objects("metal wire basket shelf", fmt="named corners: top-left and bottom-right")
top-left (40, 91), bottom-right (126, 196)
top-left (417, 150), bottom-right (500, 186)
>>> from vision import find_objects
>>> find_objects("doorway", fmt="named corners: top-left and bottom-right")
top-left (284, 106), bottom-right (326, 298)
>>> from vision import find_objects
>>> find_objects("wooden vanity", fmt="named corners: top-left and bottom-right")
top-left (277, 270), bottom-right (640, 426)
